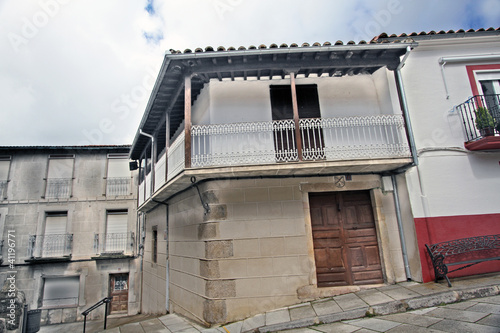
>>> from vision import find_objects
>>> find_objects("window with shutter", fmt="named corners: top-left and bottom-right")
top-left (106, 155), bottom-right (131, 196)
top-left (105, 210), bottom-right (128, 253)
top-left (43, 276), bottom-right (79, 307)
top-left (45, 156), bottom-right (74, 198)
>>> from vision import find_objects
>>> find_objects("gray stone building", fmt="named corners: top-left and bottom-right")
top-left (0, 146), bottom-right (141, 326)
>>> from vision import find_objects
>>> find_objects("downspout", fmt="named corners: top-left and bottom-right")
top-left (393, 46), bottom-right (414, 281)
top-left (139, 130), bottom-right (155, 197)
top-left (395, 46), bottom-right (418, 167)
top-left (392, 175), bottom-right (412, 281)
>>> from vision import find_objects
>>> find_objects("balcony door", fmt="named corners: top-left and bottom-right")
top-left (105, 210), bottom-right (128, 253)
top-left (270, 84), bottom-right (325, 161)
top-left (478, 75), bottom-right (500, 121)
top-left (310, 191), bottom-right (383, 287)
top-left (43, 212), bottom-right (68, 257)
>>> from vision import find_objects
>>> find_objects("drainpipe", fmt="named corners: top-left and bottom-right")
top-left (392, 175), bottom-right (412, 281)
top-left (139, 130), bottom-right (155, 196)
top-left (395, 46), bottom-right (419, 166)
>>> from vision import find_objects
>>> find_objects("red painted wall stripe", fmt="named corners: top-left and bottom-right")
top-left (415, 214), bottom-right (500, 283)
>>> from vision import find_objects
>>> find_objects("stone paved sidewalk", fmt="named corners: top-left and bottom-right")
top-left (39, 273), bottom-right (500, 333)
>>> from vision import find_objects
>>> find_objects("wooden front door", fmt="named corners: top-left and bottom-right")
top-left (310, 191), bottom-right (383, 287)
top-left (109, 273), bottom-right (128, 313)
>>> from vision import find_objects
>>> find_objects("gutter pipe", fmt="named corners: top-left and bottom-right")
top-left (438, 54), bottom-right (500, 99)
top-left (392, 175), bottom-right (412, 281)
top-left (395, 46), bottom-right (419, 167)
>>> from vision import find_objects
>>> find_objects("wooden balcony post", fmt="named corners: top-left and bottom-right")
top-left (184, 73), bottom-right (192, 168)
top-left (290, 72), bottom-right (303, 161)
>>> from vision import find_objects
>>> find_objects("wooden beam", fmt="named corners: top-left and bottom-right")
top-left (290, 72), bottom-right (303, 161)
top-left (184, 73), bottom-right (192, 169)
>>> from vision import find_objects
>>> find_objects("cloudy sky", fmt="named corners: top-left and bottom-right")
top-left (0, 0), bottom-right (499, 146)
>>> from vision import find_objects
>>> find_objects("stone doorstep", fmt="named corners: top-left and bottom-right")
top-left (230, 284), bottom-right (500, 333)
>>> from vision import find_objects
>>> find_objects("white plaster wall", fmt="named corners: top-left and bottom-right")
top-left (400, 37), bottom-right (500, 218)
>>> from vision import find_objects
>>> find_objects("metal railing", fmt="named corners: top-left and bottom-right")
top-left (28, 234), bottom-right (73, 258)
top-left (82, 297), bottom-right (111, 333)
top-left (45, 178), bottom-right (72, 198)
top-left (457, 94), bottom-right (500, 142)
top-left (106, 177), bottom-right (131, 196)
top-left (94, 232), bottom-right (135, 255)
top-left (0, 180), bottom-right (7, 199)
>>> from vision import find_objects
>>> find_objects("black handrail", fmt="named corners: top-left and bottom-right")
top-left (81, 297), bottom-right (111, 333)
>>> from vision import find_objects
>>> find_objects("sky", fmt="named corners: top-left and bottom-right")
top-left (0, 0), bottom-right (499, 147)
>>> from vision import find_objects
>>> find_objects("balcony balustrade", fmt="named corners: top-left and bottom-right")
top-left (28, 234), bottom-right (73, 258)
top-left (106, 177), bottom-right (131, 196)
top-left (191, 115), bottom-right (410, 167)
top-left (45, 178), bottom-right (72, 199)
top-left (94, 232), bottom-right (135, 255)
top-left (138, 114), bottom-right (410, 206)
top-left (457, 94), bottom-right (500, 150)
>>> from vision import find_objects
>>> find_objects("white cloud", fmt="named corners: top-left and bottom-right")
top-left (0, 0), bottom-right (497, 146)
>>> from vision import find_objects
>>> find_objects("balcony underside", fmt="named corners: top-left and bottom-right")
top-left (464, 136), bottom-right (500, 150)
top-left (138, 157), bottom-right (412, 212)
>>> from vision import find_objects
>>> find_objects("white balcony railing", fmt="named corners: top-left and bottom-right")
top-left (106, 177), bottom-right (131, 196)
top-left (46, 178), bottom-right (72, 198)
top-left (167, 132), bottom-right (185, 181)
top-left (191, 115), bottom-right (410, 168)
top-left (28, 234), bottom-right (73, 258)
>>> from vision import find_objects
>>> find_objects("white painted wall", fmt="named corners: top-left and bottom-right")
top-left (400, 37), bottom-right (500, 218)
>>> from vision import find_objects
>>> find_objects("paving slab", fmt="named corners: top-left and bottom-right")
top-left (381, 312), bottom-right (442, 327)
top-left (314, 321), bottom-right (360, 333)
top-left (120, 322), bottom-right (146, 333)
top-left (477, 295), bottom-right (500, 304)
top-left (346, 317), bottom-right (401, 332)
top-left (333, 293), bottom-right (367, 311)
top-left (356, 289), bottom-right (395, 305)
top-left (223, 320), bottom-right (243, 333)
top-left (311, 299), bottom-right (342, 316)
top-left (241, 313), bottom-right (265, 332)
top-left (477, 314), bottom-right (500, 327)
top-left (265, 308), bottom-right (291, 326)
top-left (467, 302), bottom-right (500, 314)
top-left (378, 286), bottom-right (421, 301)
top-left (405, 282), bottom-right (449, 295)
top-left (385, 323), bottom-right (446, 333)
top-left (426, 307), bottom-right (489, 323)
top-left (429, 318), bottom-right (499, 333)
top-left (288, 303), bottom-right (316, 321)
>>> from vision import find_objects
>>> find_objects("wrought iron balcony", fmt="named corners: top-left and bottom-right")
top-left (28, 234), bottom-right (73, 258)
top-left (45, 178), bottom-right (72, 199)
top-left (106, 177), bottom-right (131, 196)
top-left (94, 232), bottom-right (135, 256)
top-left (457, 94), bottom-right (500, 148)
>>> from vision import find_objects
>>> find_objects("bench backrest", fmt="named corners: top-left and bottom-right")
top-left (428, 235), bottom-right (500, 257)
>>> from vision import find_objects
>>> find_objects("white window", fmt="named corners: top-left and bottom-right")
top-left (106, 155), bottom-right (131, 196)
top-left (477, 73), bottom-right (500, 120)
top-left (45, 155), bottom-right (74, 198)
top-left (43, 276), bottom-right (79, 307)
top-left (105, 210), bottom-right (128, 253)
top-left (42, 212), bottom-right (68, 257)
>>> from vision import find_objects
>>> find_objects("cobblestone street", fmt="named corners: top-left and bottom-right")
top-left (282, 295), bottom-right (500, 333)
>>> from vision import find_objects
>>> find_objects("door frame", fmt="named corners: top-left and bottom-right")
top-left (300, 178), bottom-right (398, 295)
top-left (108, 272), bottom-right (129, 314)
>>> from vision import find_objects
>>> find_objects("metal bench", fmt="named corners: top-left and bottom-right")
top-left (425, 234), bottom-right (500, 287)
